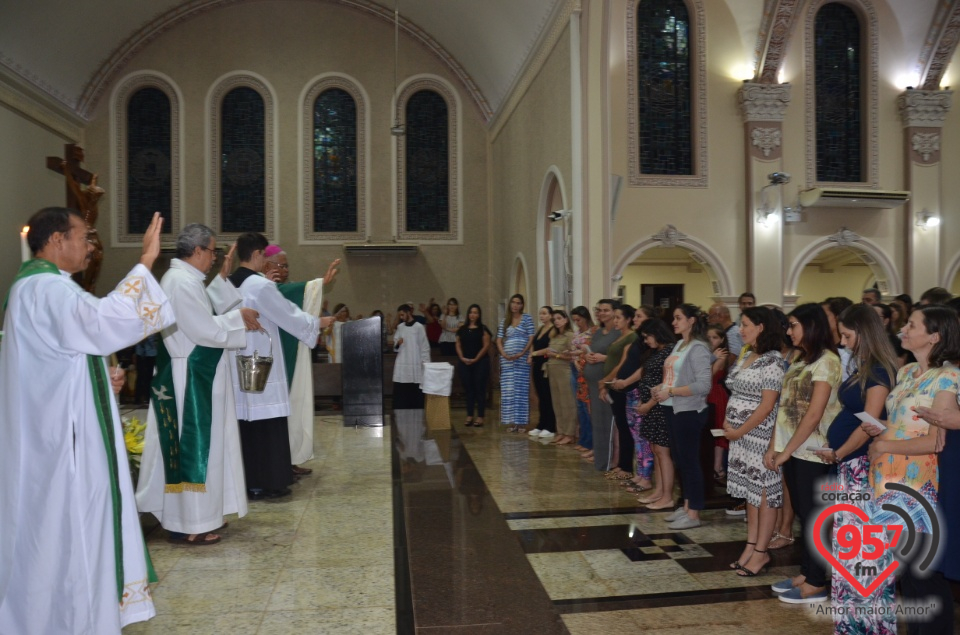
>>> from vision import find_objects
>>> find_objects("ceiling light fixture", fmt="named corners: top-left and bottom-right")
top-left (916, 210), bottom-right (940, 229)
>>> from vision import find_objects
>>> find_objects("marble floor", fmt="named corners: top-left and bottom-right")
top-left (123, 405), bottom-right (960, 634)
top-left (125, 412), bottom-right (394, 635)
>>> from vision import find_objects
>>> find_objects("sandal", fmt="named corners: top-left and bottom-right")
top-left (465, 419), bottom-right (474, 427)
top-left (167, 532), bottom-right (221, 547)
top-left (625, 484), bottom-right (652, 494)
top-left (737, 549), bottom-right (770, 576)
top-left (606, 471), bottom-right (634, 481)
top-left (730, 542), bottom-right (756, 570)
top-left (473, 420), bottom-right (484, 428)
top-left (768, 532), bottom-right (795, 550)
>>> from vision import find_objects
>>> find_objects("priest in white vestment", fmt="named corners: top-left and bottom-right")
top-left (229, 234), bottom-right (336, 497)
top-left (262, 245), bottom-right (340, 472)
top-left (393, 303), bottom-right (431, 409)
top-left (0, 209), bottom-right (173, 634)
top-left (136, 223), bottom-right (261, 544)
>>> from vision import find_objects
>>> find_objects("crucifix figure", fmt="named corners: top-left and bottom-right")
top-left (46, 144), bottom-right (105, 292)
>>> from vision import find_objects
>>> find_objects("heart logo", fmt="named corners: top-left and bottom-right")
top-left (812, 503), bottom-right (899, 597)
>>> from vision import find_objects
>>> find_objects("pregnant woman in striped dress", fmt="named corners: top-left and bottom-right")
top-left (497, 294), bottom-right (535, 432)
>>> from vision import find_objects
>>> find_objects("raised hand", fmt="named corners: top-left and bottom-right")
top-left (220, 243), bottom-right (237, 279)
top-left (139, 212), bottom-right (164, 270)
top-left (323, 258), bottom-right (341, 286)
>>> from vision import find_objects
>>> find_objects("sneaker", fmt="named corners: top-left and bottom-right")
top-left (778, 586), bottom-right (828, 604)
top-left (771, 578), bottom-right (795, 594)
top-left (725, 501), bottom-right (746, 517)
top-left (528, 428), bottom-right (542, 436)
top-left (667, 515), bottom-right (702, 530)
top-left (664, 506), bottom-right (687, 522)
top-left (538, 430), bottom-right (556, 438)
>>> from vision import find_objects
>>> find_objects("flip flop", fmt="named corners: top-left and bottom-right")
top-left (167, 532), bottom-right (221, 547)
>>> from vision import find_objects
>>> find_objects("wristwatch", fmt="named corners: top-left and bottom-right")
top-left (668, 387), bottom-right (674, 398)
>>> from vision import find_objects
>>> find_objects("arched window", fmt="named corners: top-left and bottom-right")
top-left (396, 78), bottom-right (460, 242)
top-left (113, 74), bottom-right (181, 245)
top-left (220, 87), bottom-right (265, 233)
top-left (814, 3), bottom-right (862, 183)
top-left (301, 75), bottom-right (367, 243)
top-left (405, 90), bottom-right (448, 232)
top-left (637, 0), bottom-right (691, 175)
top-left (627, 0), bottom-right (707, 187)
top-left (127, 88), bottom-right (172, 234)
top-left (314, 89), bottom-right (357, 233)
top-left (209, 74), bottom-right (275, 238)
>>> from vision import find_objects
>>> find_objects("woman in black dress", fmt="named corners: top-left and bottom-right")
top-left (456, 304), bottom-right (492, 426)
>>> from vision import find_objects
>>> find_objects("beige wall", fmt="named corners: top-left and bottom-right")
top-left (81, 0), bottom-right (490, 315)
top-left (795, 264), bottom-right (875, 305)
top-left (0, 106), bottom-right (78, 305)
top-left (620, 263), bottom-right (716, 310)
top-left (490, 25), bottom-right (573, 312)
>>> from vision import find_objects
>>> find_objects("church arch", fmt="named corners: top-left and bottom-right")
top-left (536, 166), bottom-right (570, 309)
top-left (611, 226), bottom-right (734, 302)
top-left (206, 71), bottom-right (277, 240)
top-left (784, 230), bottom-right (901, 301)
top-left (299, 73), bottom-right (369, 244)
top-left (110, 71), bottom-right (183, 247)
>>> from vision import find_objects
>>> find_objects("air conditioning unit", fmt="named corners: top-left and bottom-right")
top-left (343, 242), bottom-right (418, 256)
top-left (799, 188), bottom-right (910, 209)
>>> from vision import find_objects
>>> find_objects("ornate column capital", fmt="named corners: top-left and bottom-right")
top-left (738, 82), bottom-right (792, 122)
top-left (897, 89), bottom-right (953, 128)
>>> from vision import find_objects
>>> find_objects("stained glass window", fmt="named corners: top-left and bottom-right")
top-left (127, 87), bottom-right (172, 234)
top-left (221, 87), bottom-right (265, 233)
top-left (313, 89), bottom-right (358, 233)
top-left (815, 3), bottom-right (862, 183)
top-left (637, 0), bottom-right (692, 175)
top-left (404, 90), bottom-right (449, 233)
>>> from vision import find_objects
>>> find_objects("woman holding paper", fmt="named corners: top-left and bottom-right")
top-left (866, 306), bottom-right (960, 630)
top-left (814, 304), bottom-right (898, 634)
top-left (765, 303), bottom-right (841, 604)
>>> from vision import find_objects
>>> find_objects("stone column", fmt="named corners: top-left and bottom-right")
top-left (738, 82), bottom-right (792, 306)
top-left (897, 89), bottom-right (952, 296)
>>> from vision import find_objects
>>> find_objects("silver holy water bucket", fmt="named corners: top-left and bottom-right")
top-left (236, 329), bottom-right (274, 393)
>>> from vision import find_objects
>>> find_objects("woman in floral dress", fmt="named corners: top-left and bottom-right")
top-left (866, 306), bottom-right (960, 631)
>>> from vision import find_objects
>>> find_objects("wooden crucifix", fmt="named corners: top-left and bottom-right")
top-left (46, 144), bottom-right (105, 292)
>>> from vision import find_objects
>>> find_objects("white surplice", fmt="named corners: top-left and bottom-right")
top-left (136, 259), bottom-right (248, 534)
top-left (230, 271), bottom-right (320, 422)
top-left (287, 279), bottom-right (323, 463)
top-left (393, 321), bottom-right (431, 384)
top-left (0, 264), bottom-right (174, 634)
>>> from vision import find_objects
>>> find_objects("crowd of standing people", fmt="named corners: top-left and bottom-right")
top-left (453, 288), bottom-right (959, 634)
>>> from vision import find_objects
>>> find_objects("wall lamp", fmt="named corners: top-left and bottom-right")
top-left (916, 210), bottom-right (941, 230)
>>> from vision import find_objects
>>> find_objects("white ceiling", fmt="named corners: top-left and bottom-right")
top-left (0, 0), bottom-right (564, 120)
top-left (0, 0), bottom-right (947, 123)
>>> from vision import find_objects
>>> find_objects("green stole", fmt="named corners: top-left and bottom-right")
top-left (150, 338), bottom-right (224, 493)
top-left (5, 259), bottom-right (156, 599)
top-left (276, 282), bottom-right (307, 389)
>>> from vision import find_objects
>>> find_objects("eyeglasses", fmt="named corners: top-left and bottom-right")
top-left (787, 321), bottom-right (800, 329)
top-left (200, 246), bottom-right (217, 255)
top-left (272, 263), bottom-right (289, 269)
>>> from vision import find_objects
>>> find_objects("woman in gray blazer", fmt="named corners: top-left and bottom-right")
top-left (654, 303), bottom-right (714, 530)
